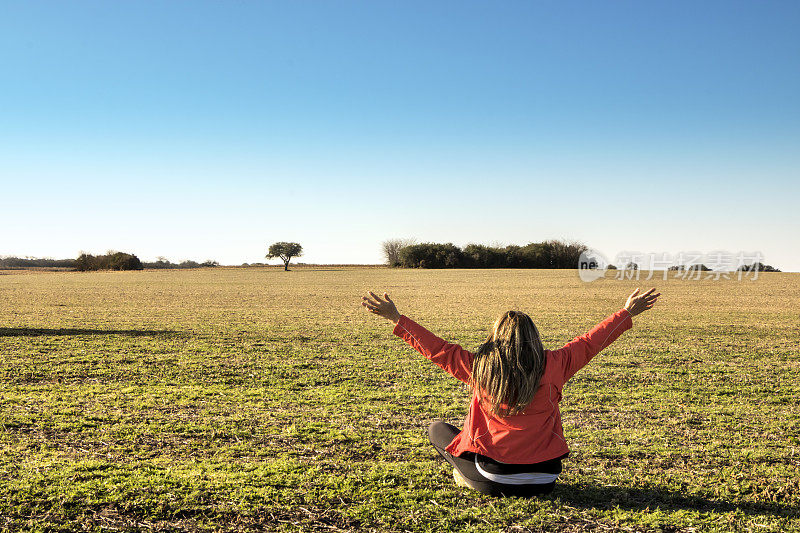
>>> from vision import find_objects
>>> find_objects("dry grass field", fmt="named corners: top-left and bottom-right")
top-left (1, 267), bottom-right (798, 531)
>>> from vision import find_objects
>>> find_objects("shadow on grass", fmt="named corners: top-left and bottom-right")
top-left (553, 482), bottom-right (798, 519)
top-left (0, 328), bottom-right (179, 338)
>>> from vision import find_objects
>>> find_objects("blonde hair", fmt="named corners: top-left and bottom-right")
top-left (471, 310), bottom-right (546, 417)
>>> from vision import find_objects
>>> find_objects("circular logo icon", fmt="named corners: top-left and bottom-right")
top-left (578, 248), bottom-right (609, 282)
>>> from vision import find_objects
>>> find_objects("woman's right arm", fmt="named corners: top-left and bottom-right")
top-left (392, 316), bottom-right (474, 384)
top-left (361, 291), bottom-right (474, 383)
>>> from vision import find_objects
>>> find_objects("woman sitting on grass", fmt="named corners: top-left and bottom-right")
top-left (361, 287), bottom-right (660, 498)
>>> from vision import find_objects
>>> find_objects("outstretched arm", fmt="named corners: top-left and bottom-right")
top-left (361, 291), bottom-right (474, 383)
top-left (555, 287), bottom-right (660, 381)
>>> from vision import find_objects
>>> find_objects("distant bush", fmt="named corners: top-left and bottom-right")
top-left (502, 245), bottom-right (526, 268)
top-left (606, 264), bottom-right (618, 270)
top-left (75, 254), bottom-right (92, 271)
top-left (109, 252), bottom-right (142, 270)
top-left (395, 239), bottom-right (587, 269)
top-left (667, 265), bottom-right (708, 271)
top-left (145, 257), bottom-right (174, 269)
top-left (142, 257), bottom-right (220, 269)
top-left (76, 251), bottom-right (142, 271)
top-left (398, 243), bottom-right (464, 268)
top-left (463, 244), bottom-right (506, 268)
top-left (737, 262), bottom-right (780, 272)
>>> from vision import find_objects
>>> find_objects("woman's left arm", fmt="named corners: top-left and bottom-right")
top-left (554, 287), bottom-right (660, 381)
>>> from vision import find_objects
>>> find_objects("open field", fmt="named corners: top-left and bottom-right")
top-left (1, 267), bottom-right (798, 532)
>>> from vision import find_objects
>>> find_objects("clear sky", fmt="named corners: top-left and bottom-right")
top-left (2, 1), bottom-right (799, 270)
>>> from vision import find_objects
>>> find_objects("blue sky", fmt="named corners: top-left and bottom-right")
top-left (2, 1), bottom-right (799, 270)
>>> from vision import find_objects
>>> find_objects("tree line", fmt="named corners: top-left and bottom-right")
top-left (0, 253), bottom-right (219, 271)
top-left (382, 239), bottom-right (588, 269)
top-left (0, 257), bottom-right (76, 269)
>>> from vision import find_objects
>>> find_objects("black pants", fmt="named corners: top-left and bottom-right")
top-left (427, 421), bottom-right (556, 498)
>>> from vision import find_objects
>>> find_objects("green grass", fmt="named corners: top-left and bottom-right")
top-left (1, 267), bottom-right (798, 531)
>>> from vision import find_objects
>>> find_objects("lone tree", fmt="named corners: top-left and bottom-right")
top-left (267, 242), bottom-right (303, 271)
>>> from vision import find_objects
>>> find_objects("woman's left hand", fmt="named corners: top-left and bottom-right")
top-left (361, 291), bottom-right (401, 324)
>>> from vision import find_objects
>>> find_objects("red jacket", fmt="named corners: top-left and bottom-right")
top-left (393, 308), bottom-right (633, 464)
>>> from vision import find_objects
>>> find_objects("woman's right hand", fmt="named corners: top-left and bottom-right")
top-left (361, 291), bottom-right (402, 324)
top-left (624, 287), bottom-right (660, 317)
